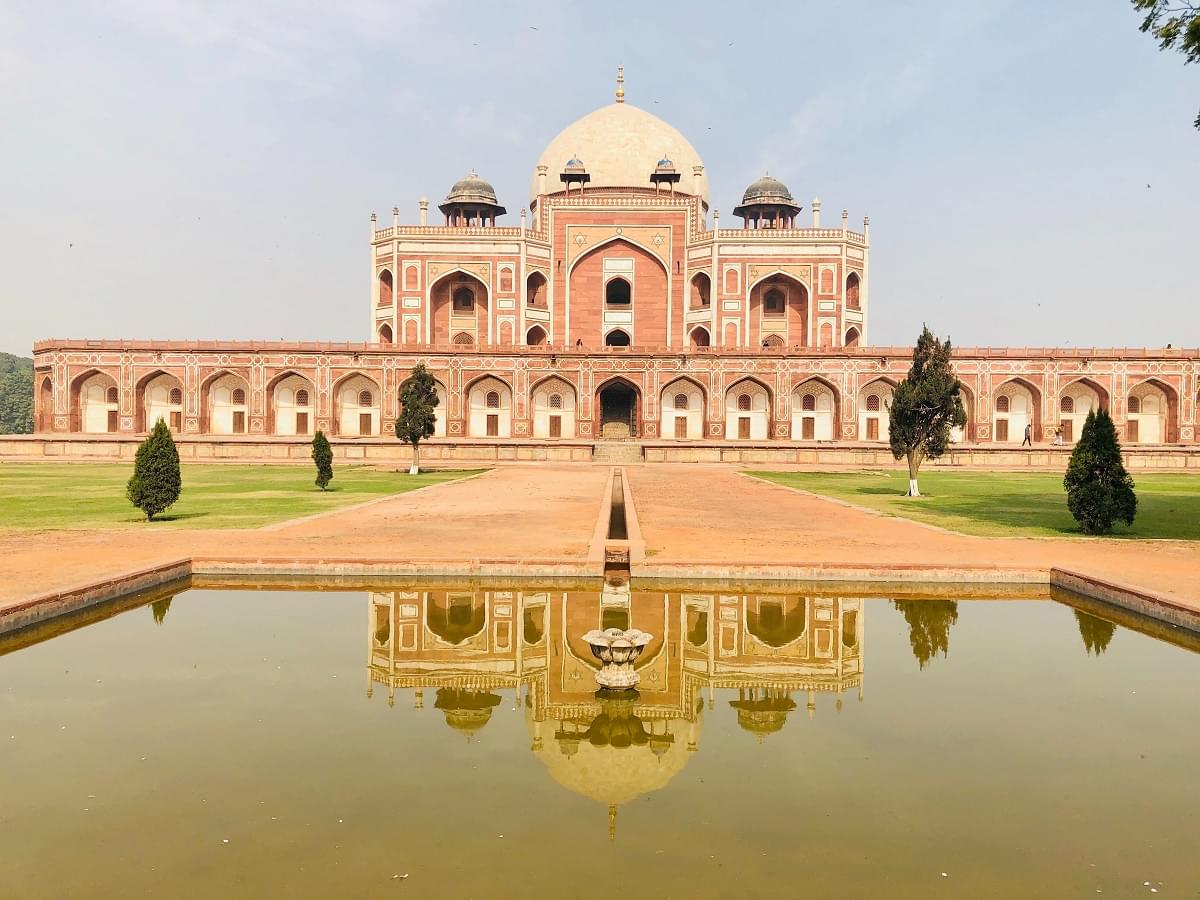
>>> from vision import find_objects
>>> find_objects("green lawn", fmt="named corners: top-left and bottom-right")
top-left (750, 469), bottom-right (1200, 540)
top-left (0, 463), bottom-right (480, 530)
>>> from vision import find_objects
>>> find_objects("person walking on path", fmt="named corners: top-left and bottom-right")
top-left (1022, 423), bottom-right (1033, 447)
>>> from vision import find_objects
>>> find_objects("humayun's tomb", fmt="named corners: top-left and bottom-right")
top-left (21, 71), bottom-right (1199, 465)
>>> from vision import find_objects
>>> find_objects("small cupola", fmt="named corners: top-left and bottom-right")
top-left (732, 173), bottom-right (803, 229)
top-left (649, 155), bottom-right (680, 195)
top-left (439, 170), bottom-right (506, 226)
top-left (560, 156), bottom-right (591, 195)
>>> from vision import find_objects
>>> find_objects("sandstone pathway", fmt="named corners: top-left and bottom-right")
top-left (0, 465), bottom-right (610, 608)
top-left (625, 465), bottom-right (1200, 607)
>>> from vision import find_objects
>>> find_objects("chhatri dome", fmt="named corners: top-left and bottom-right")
top-left (530, 68), bottom-right (708, 208)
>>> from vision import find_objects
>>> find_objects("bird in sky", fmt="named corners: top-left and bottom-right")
top-left (529, 25), bottom-right (538, 30)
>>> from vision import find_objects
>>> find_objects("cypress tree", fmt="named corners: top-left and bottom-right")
top-left (1063, 408), bottom-right (1136, 534)
top-left (893, 599), bottom-right (959, 670)
top-left (887, 325), bottom-right (967, 496)
top-left (126, 418), bottom-right (182, 521)
top-left (1074, 609), bottom-right (1116, 655)
top-left (312, 429), bottom-right (333, 490)
top-left (395, 364), bottom-right (439, 475)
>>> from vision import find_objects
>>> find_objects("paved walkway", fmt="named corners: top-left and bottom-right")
top-left (1, 464), bottom-right (1197, 614)
top-left (625, 465), bottom-right (1200, 606)
top-left (0, 466), bottom-right (609, 607)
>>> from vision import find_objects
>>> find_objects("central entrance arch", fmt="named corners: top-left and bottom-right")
top-left (597, 378), bottom-right (640, 439)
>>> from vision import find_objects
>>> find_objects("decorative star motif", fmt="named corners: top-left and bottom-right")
top-left (574, 233), bottom-right (586, 246)
top-left (652, 233), bottom-right (664, 247)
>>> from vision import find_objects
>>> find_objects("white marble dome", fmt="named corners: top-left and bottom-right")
top-left (530, 102), bottom-right (707, 208)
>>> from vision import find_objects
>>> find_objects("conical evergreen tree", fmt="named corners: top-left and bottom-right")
top-left (1063, 408), bottom-right (1136, 534)
top-left (1074, 609), bottom-right (1116, 655)
top-left (312, 429), bottom-right (333, 490)
top-left (887, 326), bottom-right (966, 496)
top-left (126, 418), bottom-right (182, 521)
top-left (396, 364), bottom-right (439, 475)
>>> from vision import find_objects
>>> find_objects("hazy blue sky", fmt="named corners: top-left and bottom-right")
top-left (2, 1), bottom-right (1196, 356)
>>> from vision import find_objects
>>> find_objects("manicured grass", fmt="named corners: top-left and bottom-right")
top-left (0, 463), bottom-right (481, 530)
top-left (750, 469), bottom-right (1200, 539)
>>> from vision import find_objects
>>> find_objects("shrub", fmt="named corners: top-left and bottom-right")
top-left (312, 429), bottom-right (333, 490)
top-left (126, 419), bottom-right (182, 521)
top-left (1063, 408), bottom-right (1136, 534)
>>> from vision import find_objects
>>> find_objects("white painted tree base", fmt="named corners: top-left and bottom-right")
top-left (908, 478), bottom-right (921, 497)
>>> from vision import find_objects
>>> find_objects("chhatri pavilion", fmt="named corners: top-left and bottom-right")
top-left (28, 70), bottom-right (1198, 458)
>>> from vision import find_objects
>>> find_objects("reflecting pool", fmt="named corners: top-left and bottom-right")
top-left (2, 584), bottom-right (1197, 898)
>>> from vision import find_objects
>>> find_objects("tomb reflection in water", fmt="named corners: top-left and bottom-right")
top-left (365, 588), bottom-right (864, 837)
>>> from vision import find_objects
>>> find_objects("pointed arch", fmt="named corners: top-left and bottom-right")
top-left (397, 371), bottom-right (448, 437)
top-left (844, 326), bottom-right (861, 348)
top-left (378, 322), bottom-right (393, 344)
top-left (526, 324), bottom-right (548, 346)
top-left (953, 381), bottom-right (975, 443)
top-left (596, 375), bottom-right (642, 439)
top-left (566, 233), bottom-right (668, 276)
top-left (689, 271), bottom-right (711, 309)
top-left (725, 376), bottom-right (772, 440)
top-left (530, 375), bottom-right (577, 439)
top-left (202, 369), bottom-right (251, 435)
top-left (38, 374), bottom-right (54, 431)
top-left (689, 325), bottom-right (711, 348)
top-left (377, 268), bottom-right (393, 307)
top-left (604, 328), bottom-right (631, 347)
top-left (526, 270), bottom-right (548, 308)
top-left (790, 375), bottom-right (839, 441)
top-left (1055, 377), bottom-right (1107, 444)
top-left (135, 369), bottom-right (183, 433)
top-left (70, 368), bottom-right (119, 433)
top-left (857, 378), bottom-right (896, 442)
top-left (660, 375), bottom-right (707, 440)
top-left (992, 377), bottom-right (1042, 443)
top-left (466, 374), bottom-right (513, 437)
top-left (1126, 377), bottom-right (1179, 443)
top-left (429, 269), bottom-right (490, 347)
top-left (748, 272), bottom-right (809, 348)
top-left (331, 371), bottom-right (381, 437)
top-left (268, 370), bottom-right (316, 435)
top-left (845, 271), bottom-right (861, 309)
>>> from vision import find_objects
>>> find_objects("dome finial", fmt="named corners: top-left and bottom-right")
top-left (615, 65), bottom-right (624, 103)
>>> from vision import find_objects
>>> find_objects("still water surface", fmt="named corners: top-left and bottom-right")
top-left (1, 585), bottom-right (1198, 898)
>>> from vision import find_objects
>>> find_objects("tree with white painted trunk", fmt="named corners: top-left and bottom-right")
top-left (396, 364), bottom-right (439, 475)
top-left (887, 326), bottom-right (966, 497)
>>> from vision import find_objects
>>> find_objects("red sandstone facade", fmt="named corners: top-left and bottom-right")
top-left (29, 77), bottom-right (1200, 448)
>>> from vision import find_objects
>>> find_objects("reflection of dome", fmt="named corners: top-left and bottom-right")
top-left (435, 689), bottom-right (502, 738)
top-left (531, 102), bottom-right (707, 206)
top-left (526, 701), bottom-right (700, 808)
top-left (729, 691), bottom-right (797, 740)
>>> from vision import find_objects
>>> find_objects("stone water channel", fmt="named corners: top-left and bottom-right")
top-left (1, 572), bottom-right (1198, 898)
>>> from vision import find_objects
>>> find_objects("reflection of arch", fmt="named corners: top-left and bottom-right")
top-left (332, 372), bottom-right (381, 437)
top-left (466, 375), bottom-right (513, 437)
top-left (596, 376), bottom-right (642, 439)
top-left (844, 326), bottom-right (861, 347)
top-left (604, 329), bottom-right (631, 347)
top-left (992, 377), bottom-right (1041, 443)
top-left (857, 378), bottom-right (896, 442)
top-left (660, 376), bottom-right (706, 440)
top-left (790, 376), bottom-right (838, 440)
top-left (426, 594), bottom-right (486, 646)
top-left (136, 370), bottom-right (183, 433)
top-left (268, 371), bottom-right (315, 435)
top-left (725, 377), bottom-right (772, 440)
top-left (1126, 378), bottom-right (1178, 443)
top-left (689, 326), bottom-right (710, 348)
top-left (746, 597), bottom-right (807, 648)
top-left (690, 272), bottom-right (711, 309)
top-left (526, 324), bottom-right (547, 346)
top-left (72, 369), bottom-right (119, 433)
top-left (531, 375), bottom-right (576, 438)
top-left (202, 370), bottom-right (250, 435)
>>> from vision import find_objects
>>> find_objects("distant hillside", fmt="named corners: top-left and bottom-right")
top-left (0, 352), bottom-right (34, 434)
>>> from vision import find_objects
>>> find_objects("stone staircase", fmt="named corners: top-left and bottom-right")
top-left (592, 441), bottom-right (644, 464)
